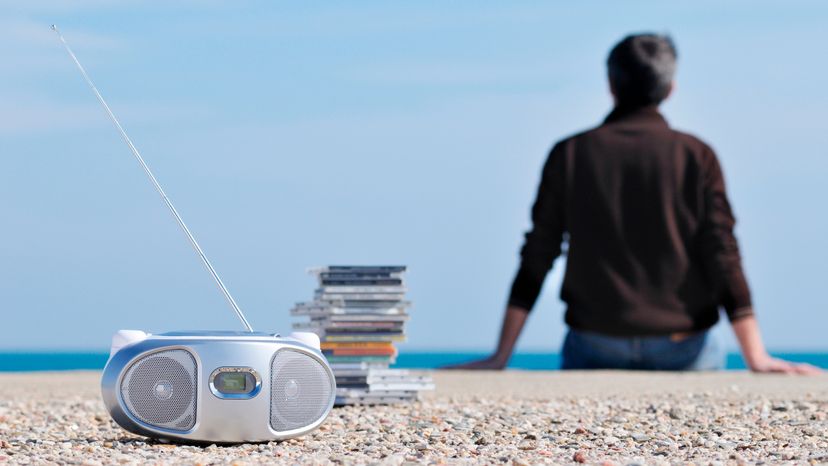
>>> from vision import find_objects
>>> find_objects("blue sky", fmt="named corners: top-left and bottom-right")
top-left (2, 1), bottom-right (827, 351)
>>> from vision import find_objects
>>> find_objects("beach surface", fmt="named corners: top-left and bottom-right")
top-left (1, 370), bottom-right (827, 465)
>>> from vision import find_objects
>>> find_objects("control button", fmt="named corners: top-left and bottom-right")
top-left (288, 332), bottom-right (320, 350)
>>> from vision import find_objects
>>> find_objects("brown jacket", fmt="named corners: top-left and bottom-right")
top-left (508, 105), bottom-right (752, 336)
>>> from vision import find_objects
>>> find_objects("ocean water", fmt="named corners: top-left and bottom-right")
top-left (1, 351), bottom-right (826, 372)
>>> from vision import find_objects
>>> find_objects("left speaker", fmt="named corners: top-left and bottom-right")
top-left (119, 349), bottom-right (198, 431)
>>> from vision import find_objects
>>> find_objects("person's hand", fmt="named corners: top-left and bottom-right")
top-left (442, 354), bottom-right (508, 370)
top-left (443, 305), bottom-right (528, 370)
top-left (747, 353), bottom-right (822, 374)
top-left (731, 315), bottom-right (823, 375)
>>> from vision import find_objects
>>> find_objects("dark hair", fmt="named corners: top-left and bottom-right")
top-left (607, 33), bottom-right (677, 107)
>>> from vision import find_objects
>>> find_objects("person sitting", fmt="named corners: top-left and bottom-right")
top-left (449, 33), bottom-right (819, 373)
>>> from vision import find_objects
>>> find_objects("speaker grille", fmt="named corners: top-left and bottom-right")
top-left (270, 350), bottom-right (333, 432)
top-left (120, 349), bottom-right (197, 431)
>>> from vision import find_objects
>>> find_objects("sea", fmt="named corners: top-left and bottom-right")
top-left (1, 351), bottom-right (826, 372)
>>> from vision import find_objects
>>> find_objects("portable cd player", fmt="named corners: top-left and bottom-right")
top-left (102, 330), bottom-right (336, 443)
top-left (53, 25), bottom-right (337, 443)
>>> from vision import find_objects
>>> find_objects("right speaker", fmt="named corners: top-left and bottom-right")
top-left (270, 349), bottom-right (334, 432)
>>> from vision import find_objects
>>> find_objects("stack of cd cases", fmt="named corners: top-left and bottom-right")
top-left (291, 265), bottom-right (434, 405)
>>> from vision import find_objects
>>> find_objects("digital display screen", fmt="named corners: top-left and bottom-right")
top-left (216, 372), bottom-right (251, 394)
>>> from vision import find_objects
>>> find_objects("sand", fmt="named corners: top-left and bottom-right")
top-left (1, 370), bottom-right (827, 465)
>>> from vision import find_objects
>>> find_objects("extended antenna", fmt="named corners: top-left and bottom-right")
top-left (52, 25), bottom-right (254, 332)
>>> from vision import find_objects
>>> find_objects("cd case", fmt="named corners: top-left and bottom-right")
top-left (290, 265), bottom-right (433, 405)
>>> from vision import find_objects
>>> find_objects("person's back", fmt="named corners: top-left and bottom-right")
top-left (449, 33), bottom-right (818, 374)
top-left (559, 108), bottom-right (745, 335)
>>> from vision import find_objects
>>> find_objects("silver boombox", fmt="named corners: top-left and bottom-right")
top-left (102, 330), bottom-right (336, 443)
top-left (52, 26), bottom-right (338, 443)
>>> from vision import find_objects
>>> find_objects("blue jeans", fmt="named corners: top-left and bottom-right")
top-left (561, 328), bottom-right (724, 371)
